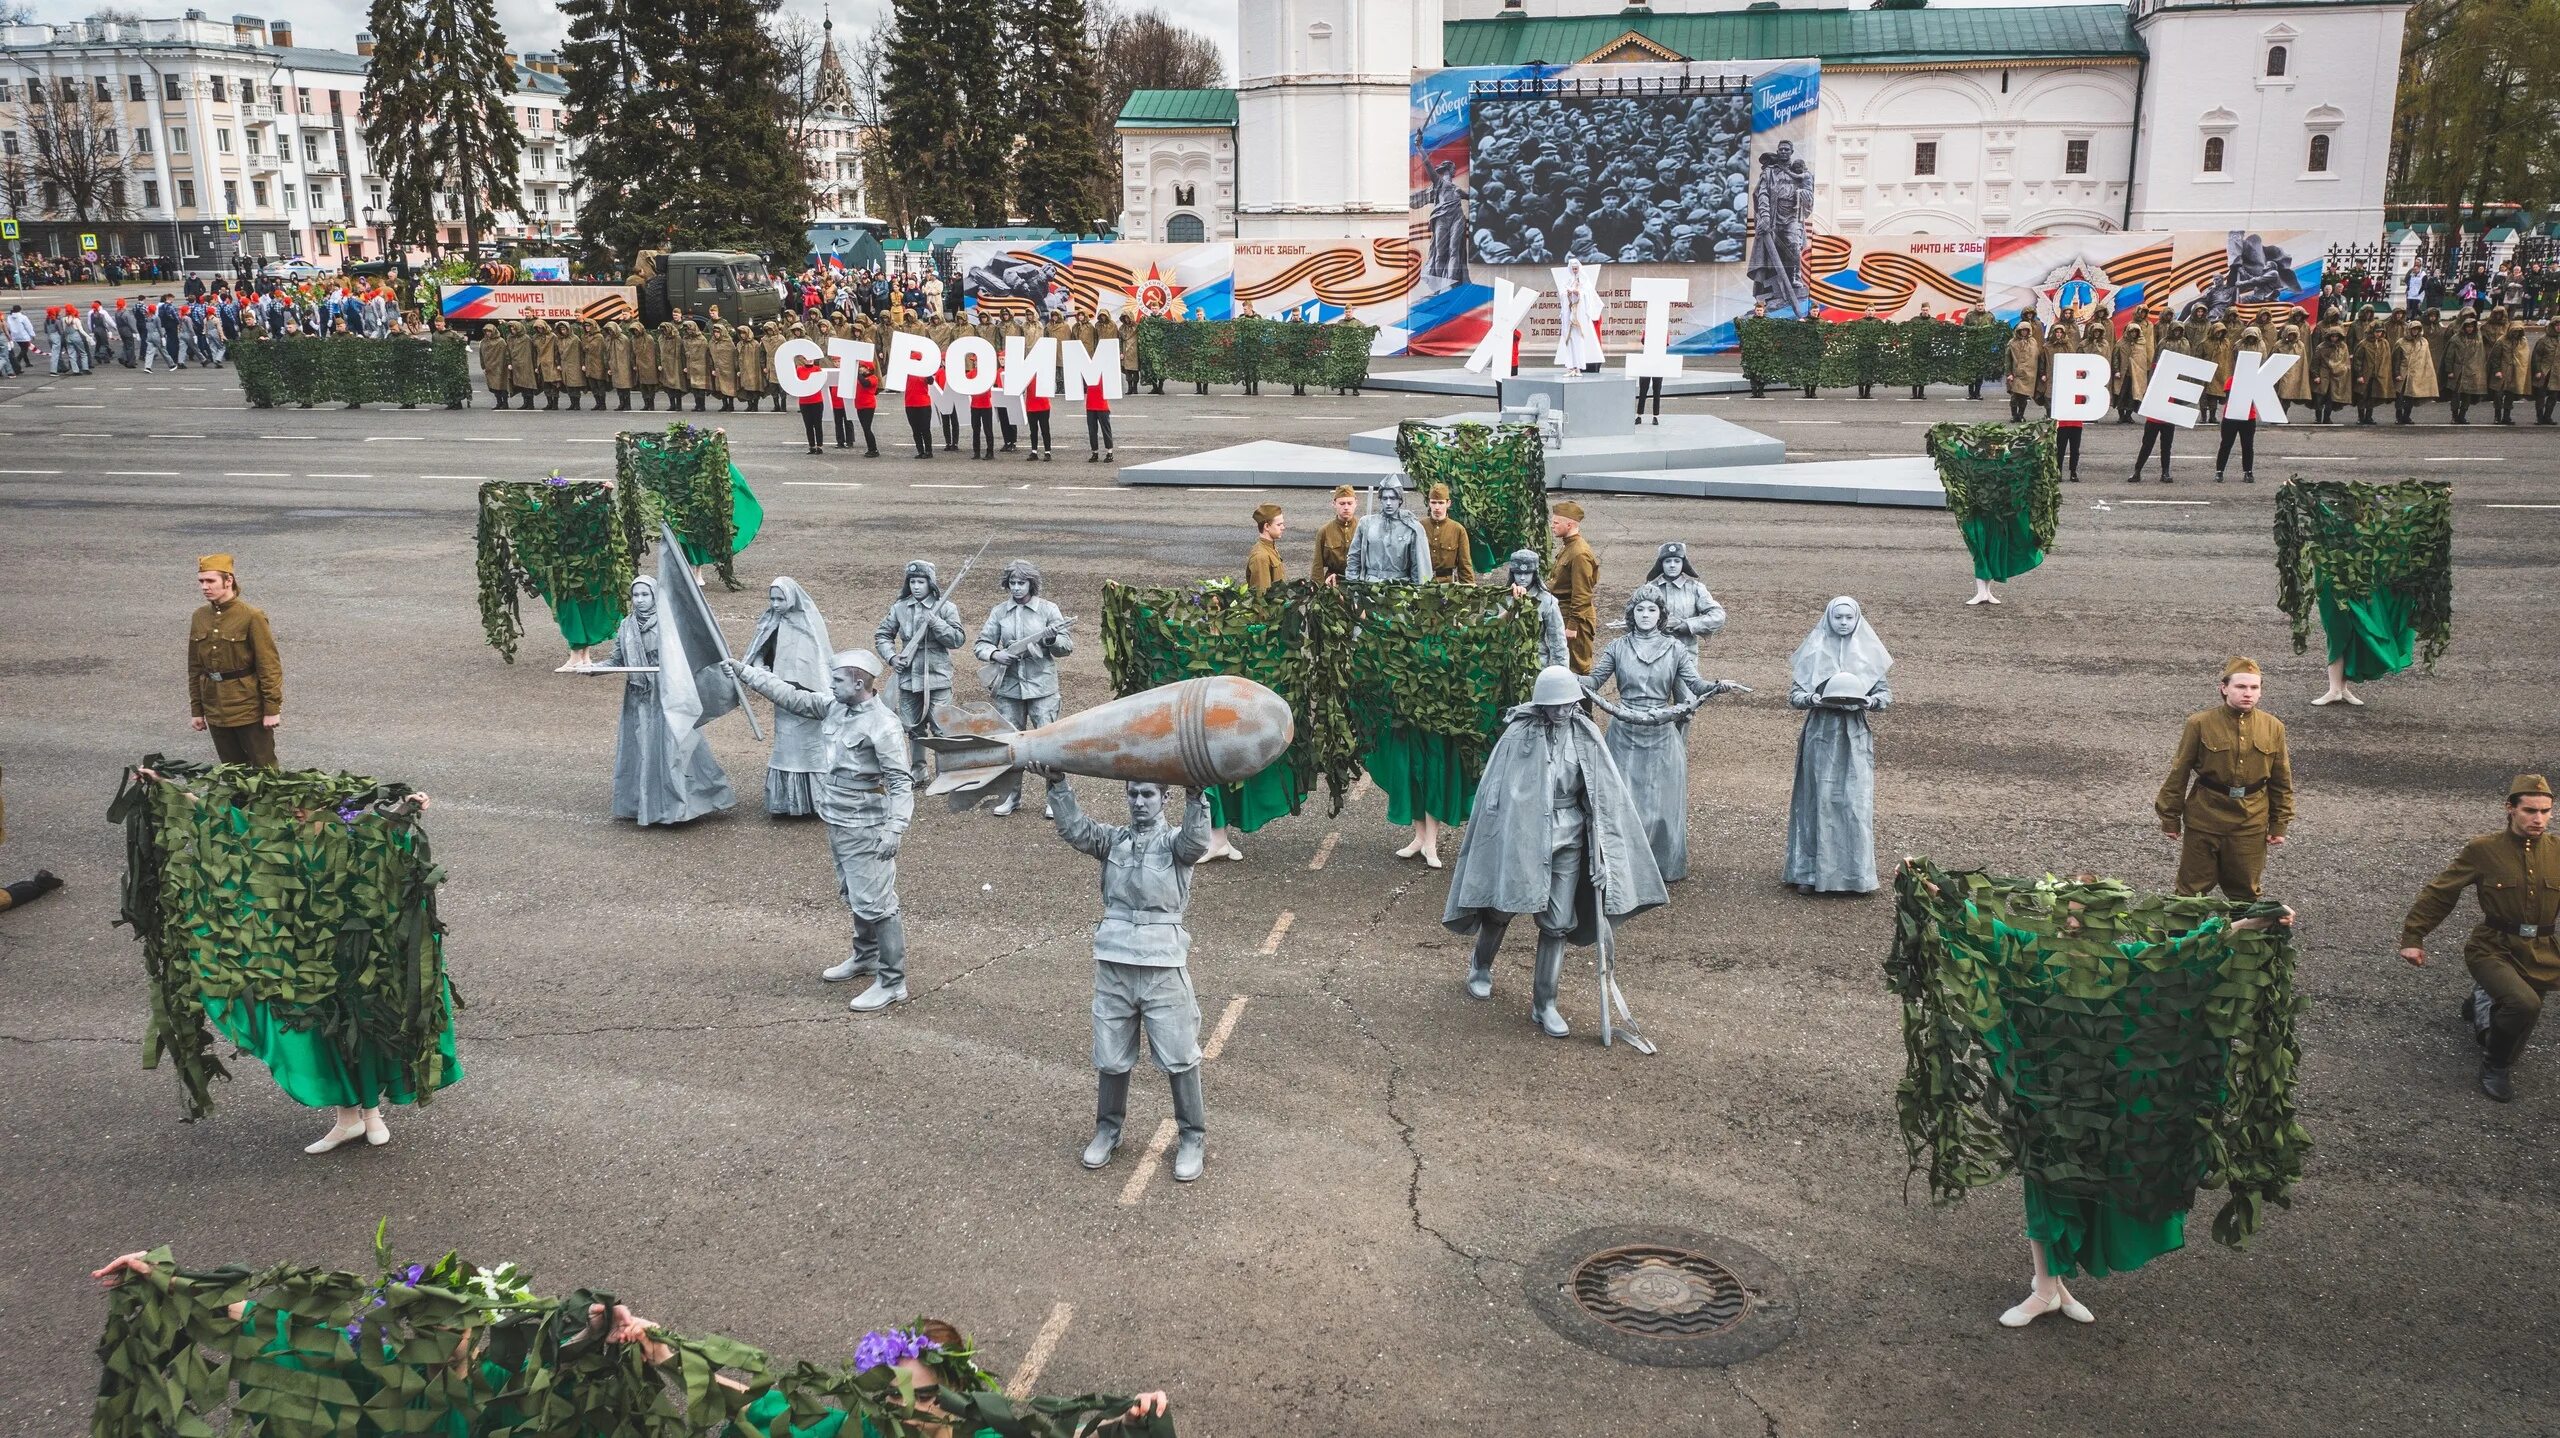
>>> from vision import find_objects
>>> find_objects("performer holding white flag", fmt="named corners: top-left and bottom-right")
top-left (597, 575), bottom-right (737, 826)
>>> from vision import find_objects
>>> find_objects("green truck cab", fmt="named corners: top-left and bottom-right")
top-left (635, 250), bottom-right (782, 327)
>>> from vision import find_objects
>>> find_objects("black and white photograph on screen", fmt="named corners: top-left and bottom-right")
top-left (1420, 159), bottom-right (1472, 293)
top-left (1747, 138), bottom-right (1816, 318)
top-left (1466, 90), bottom-right (1752, 269)
top-left (965, 252), bottom-right (1060, 316)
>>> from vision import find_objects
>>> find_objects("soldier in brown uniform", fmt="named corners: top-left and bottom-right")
top-left (1423, 483), bottom-right (1474, 582)
top-left (1246, 503), bottom-right (1287, 593)
top-left (187, 554), bottom-right (284, 768)
top-left (581, 319), bottom-right (608, 409)
top-left (554, 319), bottom-right (585, 409)
top-left (655, 321), bottom-right (685, 410)
top-left (1310, 485), bottom-right (1356, 585)
top-left (477, 322), bottom-right (510, 409)
top-left (532, 319), bottom-right (563, 409)
top-left (1546, 500), bottom-right (1600, 675)
top-left (2154, 657), bottom-right (2293, 900)
top-left (2399, 775), bottom-right (2558, 1101)
top-left (506, 321), bottom-right (541, 407)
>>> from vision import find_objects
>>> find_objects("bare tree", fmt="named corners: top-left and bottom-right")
top-left (15, 75), bottom-right (142, 222)
top-left (0, 2), bottom-right (41, 26)
top-left (848, 24), bottom-right (911, 231)
top-left (1088, 0), bottom-right (1225, 144)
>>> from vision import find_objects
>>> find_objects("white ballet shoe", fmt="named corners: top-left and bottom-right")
top-left (2341, 691), bottom-right (2364, 707)
top-left (2310, 692), bottom-right (2343, 706)
top-left (1986, 593), bottom-right (2003, 605)
top-left (2058, 1294), bottom-right (2094, 1323)
top-left (1422, 847), bottom-right (1443, 870)
top-left (304, 1109), bottom-right (368, 1154)
top-left (1394, 835), bottom-right (1424, 859)
top-left (1965, 593), bottom-right (1993, 607)
top-left (1999, 1290), bottom-right (2060, 1327)
top-left (362, 1108), bottom-right (390, 1146)
top-left (1219, 829), bottom-right (1246, 862)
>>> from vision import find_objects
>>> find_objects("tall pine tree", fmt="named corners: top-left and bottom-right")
top-left (1005, 0), bottom-right (1113, 232)
top-left (560, 0), bottom-right (811, 272)
top-left (881, 0), bottom-right (1010, 227)
top-left (360, 0), bottom-right (523, 256)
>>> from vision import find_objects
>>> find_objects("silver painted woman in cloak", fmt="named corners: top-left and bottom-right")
top-left (743, 576), bottom-right (835, 816)
top-left (1783, 596), bottom-right (1892, 894)
top-left (1583, 584), bottom-right (1739, 884)
top-left (607, 576), bottom-right (736, 826)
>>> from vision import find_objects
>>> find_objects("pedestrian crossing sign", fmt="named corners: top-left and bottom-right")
top-left (0, 219), bottom-right (17, 240)
top-left (329, 226), bottom-right (347, 244)
top-left (224, 216), bottom-right (242, 234)
top-left (80, 232), bottom-right (98, 252)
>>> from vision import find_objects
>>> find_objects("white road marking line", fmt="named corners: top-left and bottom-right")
top-left (1003, 1303), bottom-right (1075, 1400)
top-left (2424, 456), bottom-right (2502, 462)
top-left (1051, 485), bottom-right (1118, 490)
top-left (2120, 498), bottom-right (2211, 505)
top-left (360, 435), bottom-right (425, 442)
top-left (1118, 1121), bottom-right (1178, 1205)
top-left (461, 436), bottom-right (523, 443)
top-left (1192, 413), bottom-right (1251, 419)
top-left (1766, 419), bottom-right (1841, 425)
top-left (1201, 996), bottom-right (1248, 1062)
top-left (1257, 912), bottom-right (1295, 956)
top-left (147, 433), bottom-right (203, 439)
top-left (1308, 832), bottom-right (1340, 871)
top-left (417, 474), bottom-right (491, 481)
top-left (52, 403), bottom-right (107, 408)
top-left (306, 472), bottom-right (374, 479)
top-left (911, 482), bottom-right (985, 489)
top-left (222, 471), bottom-right (291, 477)
top-left (784, 481), bottom-right (865, 488)
top-left (0, 468), bottom-right (64, 474)
top-left (562, 437), bottom-right (614, 443)
top-left (2484, 503), bottom-right (2560, 509)
top-left (259, 434), bottom-right (319, 439)
top-left (102, 470), bottom-right (180, 476)
top-left (61, 431), bottom-right (113, 437)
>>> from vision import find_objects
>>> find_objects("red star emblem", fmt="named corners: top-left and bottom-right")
top-left (2037, 260), bottom-right (2116, 320)
top-left (1128, 263), bottom-right (1188, 319)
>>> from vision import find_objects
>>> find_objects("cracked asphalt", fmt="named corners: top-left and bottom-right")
top-left (2, 351), bottom-right (2556, 1436)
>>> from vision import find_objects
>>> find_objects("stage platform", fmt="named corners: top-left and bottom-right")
top-left (1363, 365), bottom-right (1752, 399)
top-left (1344, 411), bottom-right (1786, 480)
top-left (1560, 457), bottom-right (1946, 508)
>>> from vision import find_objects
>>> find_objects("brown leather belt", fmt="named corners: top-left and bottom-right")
top-left (202, 667), bottom-right (255, 682)
top-left (2483, 915), bottom-right (2551, 940)
top-left (2200, 778), bottom-right (2267, 801)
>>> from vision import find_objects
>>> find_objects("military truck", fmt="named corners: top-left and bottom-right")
top-left (437, 250), bottom-right (780, 332)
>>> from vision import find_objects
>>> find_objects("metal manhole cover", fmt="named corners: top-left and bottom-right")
top-left (1527, 1225), bottom-right (1795, 1367)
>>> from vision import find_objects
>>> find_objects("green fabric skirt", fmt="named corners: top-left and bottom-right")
top-left (1959, 509), bottom-right (2044, 583)
top-left (2022, 1178), bottom-right (2186, 1280)
top-left (544, 593), bottom-right (624, 649)
top-left (205, 979), bottom-right (462, 1111)
top-left (2316, 579), bottom-right (2416, 683)
top-left (1364, 727), bottom-right (1476, 827)
top-left (677, 464), bottom-right (766, 566)
top-left (1208, 761), bottom-right (1304, 834)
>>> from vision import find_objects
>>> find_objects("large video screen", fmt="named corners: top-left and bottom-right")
top-left (1465, 91), bottom-right (1752, 266)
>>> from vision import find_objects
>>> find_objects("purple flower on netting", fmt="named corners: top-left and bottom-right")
top-left (853, 1327), bottom-right (941, 1373)
top-left (336, 804), bottom-right (365, 825)
top-left (403, 1264), bottom-right (425, 1284)
top-left (344, 1322), bottom-right (363, 1342)
top-left (544, 468), bottom-right (572, 487)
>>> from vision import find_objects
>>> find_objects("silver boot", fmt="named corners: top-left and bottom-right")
top-left (1530, 934), bottom-right (1570, 1038)
top-left (1082, 1070), bottom-right (1132, 1169)
top-left (1169, 1067), bottom-right (1207, 1182)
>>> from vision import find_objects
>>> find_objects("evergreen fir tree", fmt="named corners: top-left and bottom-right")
top-left (359, 0), bottom-right (523, 256)
top-left (1005, 0), bottom-right (1113, 232)
top-left (882, 0), bottom-right (1009, 227)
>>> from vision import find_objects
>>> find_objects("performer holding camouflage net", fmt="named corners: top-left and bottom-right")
top-left (1036, 771), bottom-right (1213, 1182)
top-left (1422, 484), bottom-right (1473, 582)
top-left (743, 577), bottom-right (835, 816)
top-left (1504, 548), bottom-right (1569, 671)
top-left (1345, 476), bottom-right (1430, 583)
top-left (876, 560), bottom-right (966, 778)
top-left (728, 650), bottom-right (914, 1010)
top-left (2155, 658), bottom-right (2292, 901)
top-left (1925, 421), bottom-right (2056, 608)
top-left (2401, 775), bottom-right (2559, 1103)
top-left (1444, 666), bottom-right (1668, 1039)
top-left (972, 560), bottom-right (1075, 817)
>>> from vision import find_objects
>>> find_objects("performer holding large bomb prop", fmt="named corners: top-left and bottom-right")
top-left (932, 678), bottom-right (1292, 1185)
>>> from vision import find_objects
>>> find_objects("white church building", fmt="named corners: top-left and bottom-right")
top-left (1116, 0), bottom-right (2408, 243)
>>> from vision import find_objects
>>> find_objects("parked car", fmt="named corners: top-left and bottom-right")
top-left (260, 258), bottom-right (333, 282)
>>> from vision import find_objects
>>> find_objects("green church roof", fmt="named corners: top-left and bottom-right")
top-left (1442, 5), bottom-right (2144, 68)
top-left (1117, 88), bottom-right (1239, 128)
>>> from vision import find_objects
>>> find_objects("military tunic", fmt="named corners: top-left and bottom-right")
top-left (1424, 515), bottom-right (1475, 581)
top-left (2154, 704), bottom-right (2295, 900)
top-left (188, 596), bottom-right (283, 768)
top-left (1310, 517), bottom-right (1354, 584)
top-left (1246, 537), bottom-right (1285, 593)
top-left (2401, 830), bottom-right (2560, 1066)
top-left (874, 594), bottom-right (966, 735)
top-left (1547, 533), bottom-right (1600, 674)
top-left (1052, 782), bottom-right (1212, 1075)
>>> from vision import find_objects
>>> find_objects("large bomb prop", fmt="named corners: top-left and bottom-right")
top-left (924, 677), bottom-right (1295, 799)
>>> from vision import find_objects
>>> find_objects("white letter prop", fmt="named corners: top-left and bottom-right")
top-left (1624, 276), bottom-right (1689, 380)
top-left (823, 336), bottom-right (875, 396)
top-left (1002, 335), bottom-right (1058, 396)
top-left (1550, 262), bottom-right (1605, 369)
top-left (1463, 276), bottom-right (1542, 377)
top-left (2138, 350), bottom-right (2219, 427)
top-left (884, 329), bottom-right (941, 389)
top-left (773, 337), bottom-right (825, 398)
top-left (2225, 350), bottom-right (2296, 424)
top-left (1060, 338), bottom-right (1122, 399)
top-left (945, 336), bottom-right (999, 396)
top-left (2048, 352), bottom-right (2112, 422)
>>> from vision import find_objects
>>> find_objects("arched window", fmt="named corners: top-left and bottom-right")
top-left (2265, 45), bottom-right (2287, 77)
top-left (2203, 136), bottom-right (2225, 174)
top-left (1165, 212), bottom-right (1205, 243)
top-left (2307, 133), bottom-right (2330, 172)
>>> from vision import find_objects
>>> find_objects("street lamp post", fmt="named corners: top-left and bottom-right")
top-left (361, 205), bottom-right (375, 263)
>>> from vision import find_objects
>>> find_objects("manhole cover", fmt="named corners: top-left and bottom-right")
top-left (1527, 1225), bottom-right (1794, 1367)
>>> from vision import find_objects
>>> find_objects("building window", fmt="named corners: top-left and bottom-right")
top-left (1173, 183), bottom-right (1196, 206)
top-left (2307, 133), bottom-right (2330, 172)
top-left (164, 73), bottom-right (182, 101)
top-left (43, 182), bottom-right (59, 211)
top-left (0, 81), bottom-right (10, 102)
top-left (304, 134), bottom-right (320, 164)
top-left (271, 85), bottom-right (284, 109)
top-left (128, 74), bottom-right (145, 101)
top-left (176, 178), bottom-right (194, 209)
top-left (369, 184), bottom-right (384, 211)
top-left (1913, 139), bottom-right (1938, 177)
top-left (284, 183), bottom-right (297, 211)
top-left (209, 75), bottom-right (226, 102)
top-left (246, 130), bottom-right (260, 156)
top-left (135, 127), bottom-right (151, 154)
top-left (534, 189), bottom-right (549, 214)
top-left (2266, 45), bottom-right (2287, 77)
top-left (216, 127), bottom-right (232, 153)
top-left (329, 89), bottom-right (342, 115)
top-left (103, 127), bottom-right (119, 154)
top-left (95, 75), bottom-right (114, 101)
top-left (2065, 138), bottom-right (2089, 175)
top-left (0, 132), bottom-right (13, 156)
top-left (146, 179), bottom-right (163, 207)
top-left (183, 229), bottom-right (199, 257)
top-left (2202, 136), bottom-right (2224, 173)
top-left (225, 180), bottom-right (239, 211)
top-left (252, 179), bottom-right (268, 207)
top-left (1165, 212), bottom-right (1205, 243)
top-left (169, 126), bottom-right (188, 154)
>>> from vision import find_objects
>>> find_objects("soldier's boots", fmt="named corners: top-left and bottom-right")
top-left (721, 396), bottom-right (735, 411)
top-left (567, 391), bottom-right (580, 410)
top-left (1169, 1068), bottom-right (1207, 1182)
top-left (2480, 1064), bottom-right (2515, 1103)
top-left (1465, 925), bottom-right (1503, 1000)
top-left (849, 978), bottom-right (906, 1012)
top-left (1082, 1070), bottom-right (1132, 1169)
top-left (1531, 934), bottom-right (1570, 1038)
top-left (694, 394), bottom-right (707, 411)
top-left (642, 391), bottom-right (656, 411)
top-left (492, 393), bottom-right (508, 409)
top-left (617, 390), bottom-right (631, 411)
top-left (820, 950), bottom-right (874, 982)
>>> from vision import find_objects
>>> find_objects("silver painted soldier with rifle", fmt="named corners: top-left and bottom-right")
top-left (874, 547), bottom-right (979, 779)
top-left (970, 559), bottom-right (1077, 817)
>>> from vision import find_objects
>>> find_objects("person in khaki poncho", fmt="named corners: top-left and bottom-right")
top-left (655, 321), bottom-right (684, 410)
top-left (681, 320), bottom-right (713, 411)
top-left (478, 322), bottom-right (511, 409)
top-left (532, 319), bottom-right (564, 408)
top-left (2155, 658), bottom-right (2293, 901)
top-left (2442, 311), bottom-right (2487, 423)
top-left (2110, 313), bottom-right (2155, 424)
top-left (2309, 320), bottom-right (2353, 424)
top-left (554, 320), bottom-right (586, 409)
top-left (2532, 319), bottom-right (2560, 425)
top-left (507, 320), bottom-right (541, 405)
top-left (186, 554), bottom-right (285, 769)
top-left (2488, 308), bottom-right (2530, 425)
top-left (581, 320), bottom-right (609, 409)
top-left (2352, 309), bottom-right (2395, 424)
top-left (606, 321), bottom-right (636, 410)
top-left (2273, 315), bottom-right (2312, 411)
top-left (2003, 319), bottom-right (2041, 422)
top-left (2401, 776), bottom-right (2560, 1103)
top-left (2200, 314), bottom-right (2234, 424)
top-left (707, 321), bottom-right (738, 411)
top-left (2392, 313), bottom-right (2438, 423)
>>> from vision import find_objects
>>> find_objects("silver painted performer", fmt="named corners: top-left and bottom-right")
top-left (874, 560), bottom-right (966, 780)
top-left (743, 576), bottom-right (835, 816)
top-left (1783, 596), bottom-right (1893, 896)
top-left (1503, 548), bottom-right (1570, 672)
top-left (971, 560), bottom-right (1076, 817)
top-left (1641, 541), bottom-right (1727, 655)
top-left (605, 577), bottom-right (736, 826)
top-left (1344, 476), bottom-right (1431, 584)
top-left (1584, 584), bottom-right (1743, 884)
